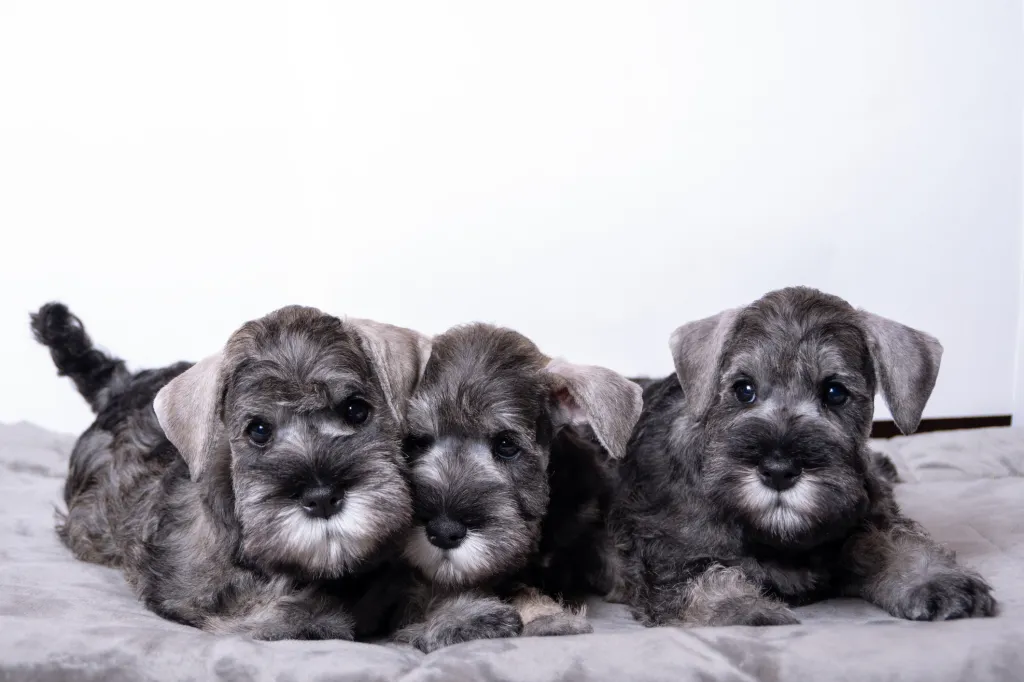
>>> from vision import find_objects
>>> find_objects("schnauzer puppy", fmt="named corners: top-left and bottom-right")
top-left (394, 324), bottom-right (642, 652)
top-left (31, 303), bottom-right (429, 639)
top-left (612, 286), bottom-right (996, 627)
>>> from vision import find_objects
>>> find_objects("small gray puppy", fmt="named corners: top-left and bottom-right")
top-left (32, 303), bottom-right (429, 639)
top-left (395, 323), bottom-right (642, 652)
top-left (612, 286), bottom-right (996, 626)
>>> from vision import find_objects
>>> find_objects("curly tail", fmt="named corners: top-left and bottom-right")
top-left (30, 302), bottom-right (131, 414)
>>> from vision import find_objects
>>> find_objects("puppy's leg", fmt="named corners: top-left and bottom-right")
top-left (201, 580), bottom-right (355, 641)
top-left (678, 565), bottom-right (799, 627)
top-left (395, 592), bottom-right (523, 653)
top-left (843, 520), bottom-right (996, 621)
top-left (512, 587), bottom-right (592, 637)
top-left (629, 550), bottom-right (799, 628)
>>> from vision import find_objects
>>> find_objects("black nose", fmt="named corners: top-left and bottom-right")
top-left (299, 486), bottom-right (343, 519)
top-left (425, 515), bottom-right (468, 550)
top-left (757, 460), bottom-right (802, 491)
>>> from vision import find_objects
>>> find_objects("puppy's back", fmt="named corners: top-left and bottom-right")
top-left (616, 373), bottom-right (695, 489)
top-left (59, 361), bottom-right (193, 567)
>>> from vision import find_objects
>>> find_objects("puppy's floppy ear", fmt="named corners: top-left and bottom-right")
top-left (544, 359), bottom-right (643, 459)
top-left (349, 318), bottom-right (431, 423)
top-left (669, 308), bottom-right (740, 418)
top-left (859, 311), bottom-right (943, 435)
top-left (153, 352), bottom-right (227, 482)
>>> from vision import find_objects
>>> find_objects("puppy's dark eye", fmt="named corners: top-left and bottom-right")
top-left (823, 381), bottom-right (849, 407)
top-left (402, 434), bottom-right (434, 458)
top-left (338, 397), bottom-right (371, 426)
top-left (733, 381), bottom-right (757, 405)
top-left (492, 433), bottom-right (521, 460)
top-left (246, 418), bottom-right (274, 446)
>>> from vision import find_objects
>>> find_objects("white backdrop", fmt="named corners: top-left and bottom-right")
top-left (1, 1), bottom-right (1021, 434)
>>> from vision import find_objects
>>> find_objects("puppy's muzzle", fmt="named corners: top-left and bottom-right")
top-left (425, 515), bottom-right (468, 550)
top-left (757, 458), bottom-right (802, 492)
top-left (298, 485), bottom-right (344, 520)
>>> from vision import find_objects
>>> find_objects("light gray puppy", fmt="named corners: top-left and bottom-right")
top-left (612, 287), bottom-right (996, 627)
top-left (32, 303), bottom-right (429, 639)
top-left (394, 323), bottom-right (642, 652)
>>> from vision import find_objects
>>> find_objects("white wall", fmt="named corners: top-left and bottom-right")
top-left (1, 1), bottom-right (1021, 435)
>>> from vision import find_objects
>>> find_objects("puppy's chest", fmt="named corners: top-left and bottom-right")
top-left (741, 547), bottom-right (843, 604)
top-left (325, 561), bottom-right (415, 638)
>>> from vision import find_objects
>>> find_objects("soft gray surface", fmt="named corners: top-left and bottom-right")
top-left (1, 421), bottom-right (1021, 681)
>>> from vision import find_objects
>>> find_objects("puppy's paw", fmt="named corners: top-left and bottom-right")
top-left (247, 614), bottom-right (356, 642)
top-left (696, 597), bottom-right (800, 627)
top-left (413, 604), bottom-right (524, 653)
top-left (894, 571), bottom-right (996, 621)
top-left (522, 611), bottom-right (593, 637)
top-left (726, 603), bottom-right (801, 627)
top-left (292, 618), bottom-right (358, 641)
top-left (249, 622), bottom-right (356, 641)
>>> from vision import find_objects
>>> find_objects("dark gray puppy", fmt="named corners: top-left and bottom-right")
top-left (612, 286), bottom-right (996, 627)
top-left (31, 303), bottom-right (429, 639)
top-left (394, 323), bottom-right (642, 652)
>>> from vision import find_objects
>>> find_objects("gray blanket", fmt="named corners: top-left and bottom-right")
top-left (1, 421), bottom-right (1021, 681)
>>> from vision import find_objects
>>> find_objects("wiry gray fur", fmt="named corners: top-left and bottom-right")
top-left (395, 323), bottom-right (642, 652)
top-left (32, 303), bottom-right (428, 640)
top-left (612, 286), bottom-right (996, 627)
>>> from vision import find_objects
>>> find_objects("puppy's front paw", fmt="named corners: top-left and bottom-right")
top-left (726, 603), bottom-right (801, 627)
top-left (250, 621), bottom-right (355, 642)
top-left (250, 613), bottom-right (356, 641)
top-left (691, 596), bottom-right (800, 627)
top-left (292, 617), bottom-right (357, 641)
top-left (205, 608), bottom-right (356, 641)
top-left (413, 604), bottom-right (524, 653)
top-left (894, 571), bottom-right (996, 621)
top-left (522, 611), bottom-right (593, 637)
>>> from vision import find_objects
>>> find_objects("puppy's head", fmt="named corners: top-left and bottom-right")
top-left (401, 324), bottom-right (642, 589)
top-left (153, 306), bottom-right (430, 579)
top-left (671, 286), bottom-right (942, 547)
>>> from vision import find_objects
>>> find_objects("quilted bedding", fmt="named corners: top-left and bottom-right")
top-left (1, 421), bottom-right (1021, 681)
